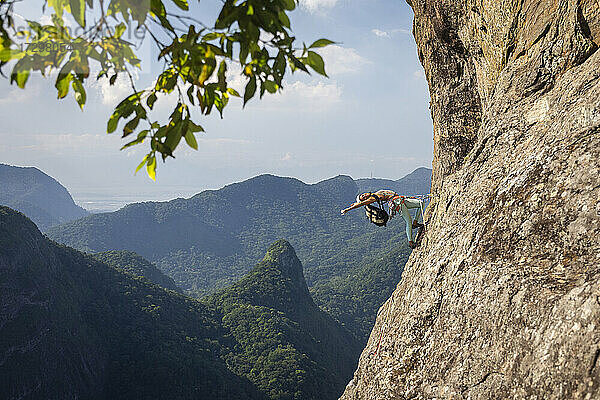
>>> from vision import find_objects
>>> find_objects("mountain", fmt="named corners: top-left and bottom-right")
top-left (1, 207), bottom-right (361, 400)
top-left (342, 2), bottom-right (600, 399)
top-left (0, 206), bottom-right (261, 400)
top-left (92, 250), bottom-right (182, 293)
top-left (355, 167), bottom-right (432, 195)
top-left (48, 171), bottom-right (429, 296)
top-left (206, 240), bottom-right (362, 399)
top-left (0, 163), bottom-right (87, 230)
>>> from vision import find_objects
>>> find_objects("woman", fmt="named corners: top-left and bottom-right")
top-left (341, 190), bottom-right (424, 248)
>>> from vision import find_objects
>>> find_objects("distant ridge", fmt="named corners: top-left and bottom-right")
top-left (0, 163), bottom-right (88, 230)
top-left (47, 169), bottom-right (430, 298)
top-left (355, 167), bottom-right (432, 195)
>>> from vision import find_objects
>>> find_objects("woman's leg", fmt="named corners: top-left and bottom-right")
top-left (403, 198), bottom-right (424, 224)
top-left (400, 201), bottom-right (414, 242)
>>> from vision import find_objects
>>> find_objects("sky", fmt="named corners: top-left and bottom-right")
top-left (0, 0), bottom-right (432, 209)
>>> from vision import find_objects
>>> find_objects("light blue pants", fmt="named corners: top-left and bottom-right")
top-left (389, 197), bottom-right (424, 242)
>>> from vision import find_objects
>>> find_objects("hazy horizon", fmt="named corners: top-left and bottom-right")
top-left (56, 166), bottom-right (432, 212)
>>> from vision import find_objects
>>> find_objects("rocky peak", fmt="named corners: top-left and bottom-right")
top-left (212, 240), bottom-right (314, 318)
top-left (243, 240), bottom-right (312, 307)
top-left (260, 239), bottom-right (307, 286)
top-left (342, 1), bottom-right (599, 399)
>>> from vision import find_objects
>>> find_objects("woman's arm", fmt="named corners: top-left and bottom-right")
top-left (340, 190), bottom-right (396, 215)
top-left (341, 197), bottom-right (377, 214)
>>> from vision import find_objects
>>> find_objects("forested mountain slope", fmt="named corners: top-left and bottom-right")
top-left (311, 244), bottom-right (410, 344)
top-left (0, 207), bottom-right (261, 400)
top-left (48, 170), bottom-right (430, 296)
top-left (206, 240), bottom-right (362, 400)
top-left (1, 207), bottom-right (360, 400)
top-left (92, 250), bottom-right (182, 293)
top-left (0, 163), bottom-right (88, 230)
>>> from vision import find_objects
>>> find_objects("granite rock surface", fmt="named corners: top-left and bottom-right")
top-left (342, 0), bottom-right (599, 398)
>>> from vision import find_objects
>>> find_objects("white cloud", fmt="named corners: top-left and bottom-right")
top-left (281, 152), bottom-right (292, 161)
top-left (319, 45), bottom-right (369, 75)
top-left (371, 28), bottom-right (411, 38)
top-left (274, 80), bottom-right (342, 108)
top-left (95, 73), bottom-right (134, 106)
top-left (299, 0), bottom-right (338, 13)
top-left (39, 15), bottom-right (53, 25)
top-left (0, 85), bottom-right (39, 105)
top-left (197, 138), bottom-right (251, 145)
top-left (372, 29), bottom-right (390, 38)
top-left (0, 132), bottom-right (116, 156)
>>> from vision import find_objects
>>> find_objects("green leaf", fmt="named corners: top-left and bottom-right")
top-left (171, 0), bottom-right (189, 10)
top-left (188, 120), bottom-right (204, 133)
top-left (243, 78), bottom-right (257, 106)
top-left (186, 86), bottom-right (195, 105)
top-left (13, 69), bottom-right (30, 89)
top-left (121, 130), bottom-right (148, 150)
top-left (135, 154), bottom-right (149, 173)
top-left (150, 0), bottom-right (167, 17)
top-left (107, 111), bottom-right (121, 133)
top-left (289, 55), bottom-right (309, 73)
top-left (115, 22), bottom-right (126, 38)
top-left (69, 0), bottom-right (86, 27)
top-left (306, 51), bottom-right (327, 76)
top-left (217, 60), bottom-right (227, 92)
top-left (227, 87), bottom-right (240, 97)
top-left (281, 0), bottom-right (296, 11)
top-left (264, 80), bottom-right (278, 93)
top-left (309, 38), bottom-right (335, 49)
top-left (123, 115), bottom-right (141, 137)
top-left (147, 93), bottom-right (158, 109)
top-left (278, 11), bottom-right (290, 28)
top-left (0, 49), bottom-right (23, 62)
top-left (146, 155), bottom-right (157, 181)
top-left (55, 73), bottom-right (73, 99)
top-left (72, 78), bottom-right (87, 110)
top-left (184, 130), bottom-right (198, 150)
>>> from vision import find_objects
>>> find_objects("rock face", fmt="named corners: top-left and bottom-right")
top-left (342, 1), bottom-right (599, 399)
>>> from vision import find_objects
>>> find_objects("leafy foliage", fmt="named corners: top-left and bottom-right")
top-left (0, 0), bottom-right (332, 179)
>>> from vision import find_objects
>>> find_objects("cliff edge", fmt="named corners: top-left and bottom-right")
top-left (342, 0), bottom-right (599, 399)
